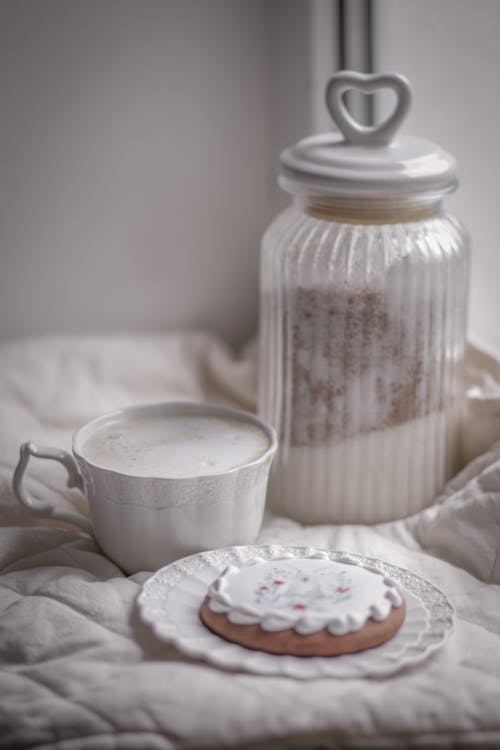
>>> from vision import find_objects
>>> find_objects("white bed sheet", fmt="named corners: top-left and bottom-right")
top-left (1, 332), bottom-right (500, 750)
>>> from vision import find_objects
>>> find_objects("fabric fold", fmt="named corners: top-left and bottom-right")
top-left (1, 332), bottom-right (500, 749)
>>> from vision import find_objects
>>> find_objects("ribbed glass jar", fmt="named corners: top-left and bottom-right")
top-left (259, 196), bottom-right (469, 523)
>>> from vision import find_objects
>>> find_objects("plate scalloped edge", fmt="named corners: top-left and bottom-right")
top-left (137, 544), bottom-right (455, 680)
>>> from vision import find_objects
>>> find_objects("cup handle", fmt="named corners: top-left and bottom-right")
top-left (13, 441), bottom-right (93, 534)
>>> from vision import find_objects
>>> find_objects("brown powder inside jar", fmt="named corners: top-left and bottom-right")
top-left (286, 285), bottom-right (441, 447)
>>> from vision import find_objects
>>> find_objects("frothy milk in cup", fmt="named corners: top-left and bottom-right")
top-left (81, 414), bottom-right (270, 478)
top-left (14, 401), bottom-right (277, 572)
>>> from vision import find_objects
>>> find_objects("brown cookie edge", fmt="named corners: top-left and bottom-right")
top-left (199, 595), bottom-right (406, 656)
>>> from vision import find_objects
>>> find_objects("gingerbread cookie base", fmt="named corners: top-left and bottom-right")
top-left (200, 596), bottom-right (406, 656)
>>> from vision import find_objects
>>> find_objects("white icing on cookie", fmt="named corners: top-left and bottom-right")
top-left (207, 552), bottom-right (403, 636)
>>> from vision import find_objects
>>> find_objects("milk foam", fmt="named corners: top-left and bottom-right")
top-left (81, 414), bottom-right (270, 478)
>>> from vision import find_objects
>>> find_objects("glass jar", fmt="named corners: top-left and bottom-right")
top-left (259, 72), bottom-right (470, 524)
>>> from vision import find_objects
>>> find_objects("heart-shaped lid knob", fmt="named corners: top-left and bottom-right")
top-left (326, 71), bottom-right (411, 146)
top-left (279, 70), bottom-right (458, 200)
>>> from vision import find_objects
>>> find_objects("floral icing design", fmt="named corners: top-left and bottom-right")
top-left (253, 565), bottom-right (352, 612)
top-left (207, 552), bottom-right (403, 636)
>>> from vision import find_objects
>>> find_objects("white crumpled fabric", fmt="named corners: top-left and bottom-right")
top-left (1, 333), bottom-right (500, 749)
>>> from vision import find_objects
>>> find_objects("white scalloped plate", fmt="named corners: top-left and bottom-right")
top-left (137, 545), bottom-right (454, 679)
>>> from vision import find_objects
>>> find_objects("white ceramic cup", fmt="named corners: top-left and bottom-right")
top-left (12, 402), bottom-right (277, 573)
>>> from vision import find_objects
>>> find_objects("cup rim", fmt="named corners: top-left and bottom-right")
top-left (72, 401), bottom-right (278, 481)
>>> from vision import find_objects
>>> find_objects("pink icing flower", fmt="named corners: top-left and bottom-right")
top-left (273, 580), bottom-right (284, 585)
top-left (259, 586), bottom-right (268, 590)
top-left (293, 603), bottom-right (306, 609)
top-left (336, 586), bottom-right (350, 594)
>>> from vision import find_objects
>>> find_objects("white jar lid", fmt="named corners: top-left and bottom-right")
top-left (280, 71), bottom-right (458, 199)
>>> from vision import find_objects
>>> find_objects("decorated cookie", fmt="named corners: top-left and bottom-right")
top-left (199, 552), bottom-right (405, 656)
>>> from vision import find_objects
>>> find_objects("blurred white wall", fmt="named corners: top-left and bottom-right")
top-left (0, 0), bottom-right (317, 346)
top-left (4, 1), bottom-right (496, 352)
top-left (375, 0), bottom-right (500, 353)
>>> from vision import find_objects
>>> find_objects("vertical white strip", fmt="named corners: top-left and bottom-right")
top-left (338, 0), bottom-right (374, 125)
top-left (309, 0), bottom-right (339, 134)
